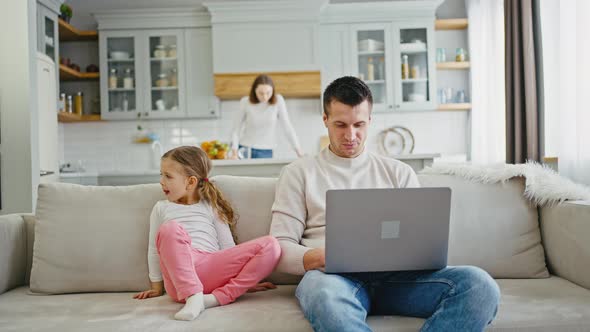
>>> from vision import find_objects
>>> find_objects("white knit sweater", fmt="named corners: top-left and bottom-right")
top-left (230, 94), bottom-right (301, 150)
top-left (270, 147), bottom-right (420, 275)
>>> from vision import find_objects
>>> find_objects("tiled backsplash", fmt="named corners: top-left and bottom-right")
top-left (60, 98), bottom-right (469, 172)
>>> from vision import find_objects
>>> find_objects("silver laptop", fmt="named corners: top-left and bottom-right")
top-left (325, 188), bottom-right (452, 273)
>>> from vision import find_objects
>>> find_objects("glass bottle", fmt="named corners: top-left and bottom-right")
top-left (455, 48), bottom-right (466, 62)
top-left (169, 68), bottom-right (178, 87)
top-left (401, 55), bottom-right (409, 79)
top-left (123, 68), bottom-right (134, 89)
top-left (108, 68), bottom-right (118, 89)
top-left (74, 92), bottom-right (83, 115)
top-left (367, 57), bottom-right (375, 81)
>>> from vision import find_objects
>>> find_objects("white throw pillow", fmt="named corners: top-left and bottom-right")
top-left (30, 183), bottom-right (165, 293)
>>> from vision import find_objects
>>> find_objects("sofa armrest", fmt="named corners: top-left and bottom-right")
top-left (0, 214), bottom-right (27, 294)
top-left (540, 201), bottom-right (590, 290)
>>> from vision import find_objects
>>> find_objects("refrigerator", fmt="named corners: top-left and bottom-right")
top-left (37, 52), bottom-right (59, 184)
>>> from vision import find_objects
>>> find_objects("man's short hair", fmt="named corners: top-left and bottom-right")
top-left (323, 76), bottom-right (373, 116)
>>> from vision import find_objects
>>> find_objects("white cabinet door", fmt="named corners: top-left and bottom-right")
top-left (100, 30), bottom-right (144, 120)
top-left (143, 29), bottom-right (186, 119)
top-left (185, 28), bottom-right (219, 118)
top-left (392, 21), bottom-right (436, 111)
top-left (350, 23), bottom-right (395, 113)
top-left (319, 24), bottom-right (352, 92)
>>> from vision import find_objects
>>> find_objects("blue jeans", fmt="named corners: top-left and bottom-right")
top-left (296, 266), bottom-right (500, 332)
top-left (239, 145), bottom-right (273, 159)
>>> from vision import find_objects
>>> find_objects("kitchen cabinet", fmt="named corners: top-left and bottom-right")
top-left (95, 9), bottom-right (217, 120)
top-left (37, 1), bottom-right (60, 63)
top-left (319, 1), bottom-right (439, 112)
top-left (100, 30), bottom-right (187, 120)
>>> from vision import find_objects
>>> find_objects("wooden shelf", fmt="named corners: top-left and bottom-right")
top-left (435, 19), bottom-right (468, 30)
top-left (437, 62), bottom-right (470, 69)
top-left (58, 112), bottom-right (102, 123)
top-left (437, 103), bottom-right (471, 111)
top-left (214, 71), bottom-right (321, 100)
top-left (59, 64), bottom-right (99, 81)
top-left (58, 19), bottom-right (98, 41)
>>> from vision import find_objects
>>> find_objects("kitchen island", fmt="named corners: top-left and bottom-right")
top-left (60, 154), bottom-right (439, 186)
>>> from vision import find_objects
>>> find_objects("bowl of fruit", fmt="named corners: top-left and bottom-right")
top-left (200, 140), bottom-right (229, 159)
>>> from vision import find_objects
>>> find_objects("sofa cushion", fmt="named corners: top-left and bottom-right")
top-left (30, 183), bottom-right (165, 294)
top-left (2, 277), bottom-right (589, 331)
top-left (212, 175), bottom-right (302, 285)
top-left (418, 174), bottom-right (549, 278)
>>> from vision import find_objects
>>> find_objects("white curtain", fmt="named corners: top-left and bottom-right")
top-left (557, 1), bottom-right (590, 185)
top-left (465, 0), bottom-right (506, 164)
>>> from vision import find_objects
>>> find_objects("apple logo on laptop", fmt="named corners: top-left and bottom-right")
top-left (381, 221), bottom-right (401, 239)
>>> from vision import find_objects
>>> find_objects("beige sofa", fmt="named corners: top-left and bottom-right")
top-left (1, 174), bottom-right (590, 331)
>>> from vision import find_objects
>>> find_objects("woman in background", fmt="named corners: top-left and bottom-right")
top-left (230, 75), bottom-right (304, 159)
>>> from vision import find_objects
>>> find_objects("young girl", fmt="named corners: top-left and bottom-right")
top-left (134, 146), bottom-right (281, 321)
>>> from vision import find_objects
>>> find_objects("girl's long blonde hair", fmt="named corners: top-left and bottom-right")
top-left (162, 146), bottom-right (238, 242)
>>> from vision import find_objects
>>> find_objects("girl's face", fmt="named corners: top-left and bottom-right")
top-left (160, 158), bottom-right (197, 204)
top-left (255, 84), bottom-right (273, 103)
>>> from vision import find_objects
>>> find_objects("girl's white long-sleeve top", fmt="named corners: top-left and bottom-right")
top-left (231, 94), bottom-right (302, 151)
top-left (147, 200), bottom-right (236, 282)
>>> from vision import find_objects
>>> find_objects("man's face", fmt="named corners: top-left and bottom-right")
top-left (323, 100), bottom-right (371, 158)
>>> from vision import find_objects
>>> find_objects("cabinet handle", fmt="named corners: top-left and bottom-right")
top-left (210, 110), bottom-right (215, 114)
top-left (388, 105), bottom-right (393, 109)
top-left (137, 113), bottom-right (141, 119)
top-left (144, 112), bottom-right (149, 117)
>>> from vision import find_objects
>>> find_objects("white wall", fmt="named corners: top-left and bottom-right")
top-left (0, 0), bottom-right (39, 214)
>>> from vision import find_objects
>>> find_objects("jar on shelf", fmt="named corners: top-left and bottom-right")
top-left (455, 48), bottom-right (466, 62)
top-left (367, 57), bottom-right (375, 81)
top-left (169, 68), bottom-right (178, 87)
top-left (154, 45), bottom-right (167, 58)
top-left (167, 44), bottom-right (177, 58)
top-left (74, 92), bottom-right (83, 115)
top-left (123, 68), bottom-right (134, 89)
top-left (155, 73), bottom-right (169, 87)
top-left (401, 55), bottom-right (409, 79)
top-left (108, 68), bottom-right (118, 89)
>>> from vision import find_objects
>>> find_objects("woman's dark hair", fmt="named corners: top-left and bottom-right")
top-left (323, 76), bottom-right (373, 116)
top-left (249, 74), bottom-right (277, 104)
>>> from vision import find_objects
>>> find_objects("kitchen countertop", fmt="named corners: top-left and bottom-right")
top-left (59, 154), bottom-right (440, 178)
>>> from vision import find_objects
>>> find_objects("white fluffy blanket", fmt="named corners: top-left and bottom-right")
top-left (420, 162), bottom-right (590, 206)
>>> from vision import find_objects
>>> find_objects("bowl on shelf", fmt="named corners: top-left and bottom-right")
top-left (408, 93), bottom-right (426, 102)
top-left (358, 39), bottom-right (384, 52)
top-left (110, 51), bottom-right (130, 60)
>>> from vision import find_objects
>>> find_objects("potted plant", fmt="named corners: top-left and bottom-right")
top-left (59, 4), bottom-right (73, 23)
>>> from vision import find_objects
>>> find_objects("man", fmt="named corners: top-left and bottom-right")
top-left (270, 76), bottom-right (500, 332)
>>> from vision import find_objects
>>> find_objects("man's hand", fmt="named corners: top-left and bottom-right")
top-left (133, 281), bottom-right (164, 300)
top-left (303, 248), bottom-right (325, 272)
top-left (247, 281), bottom-right (277, 293)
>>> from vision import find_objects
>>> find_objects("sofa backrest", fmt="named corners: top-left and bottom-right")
top-left (26, 174), bottom-right (549, 293)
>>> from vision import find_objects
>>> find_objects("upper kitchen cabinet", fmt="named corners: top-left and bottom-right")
top-left (320, 0), bottom-right (441, 113)
top-left (392, 22), bottom-right (436, 111)
top-left (94, 8), bottom-right (217, 120)
top-left (37, 0), bottom-right (61, 63)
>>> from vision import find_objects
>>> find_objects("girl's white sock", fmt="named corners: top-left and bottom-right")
top-left (204, 294), bottom-right (220, 309)
top-left (174, 292), bottom-right (205, 321)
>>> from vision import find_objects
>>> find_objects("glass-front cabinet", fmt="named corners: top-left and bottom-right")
top-left (346, 21), bottom-right (435, 113)
top-left (37, 3), bottom-right (58, 62)
top-left (351, 25), bottom-right (393, 113)
top-left (392, 23), bottom-right (435, 111)
top-left (100, 30), bottom-right (186, 120)
top-left (146, 30), bottom-right (185, 118)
